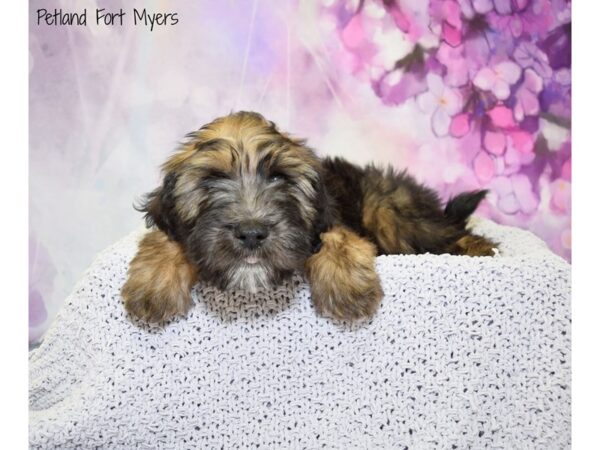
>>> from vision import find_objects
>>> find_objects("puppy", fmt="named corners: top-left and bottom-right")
top-left (122, 111), bottom-right (495, 322)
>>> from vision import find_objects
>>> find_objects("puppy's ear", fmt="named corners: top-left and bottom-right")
top-left (136, 172), bottom-right (182, 241)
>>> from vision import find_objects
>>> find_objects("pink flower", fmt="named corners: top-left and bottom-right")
top-left (507, 130), bottom-right (534, 153)
top-left (442, 22), bottom-right (462, 47)
top-left (482, 128), bottom-right (533, 159)
top-left (473, 61), bottom-right (522, 100)
top-left (417, 74), bottom-right (464, 136)
top-left (561, 158), bottom-right (571, 181)
top-left (487, 105), bottom-right (517, 128)
top-left (341, 15), bottom-right (365, 50)
top-left (484, 131), bottom-right (507, 155)
top-left (514, 68), bottom-right (543, 121)
top-left (473, 151), bottom-right (496, 183)
top-left (480, 104), bottom-right (535, 173)
top-left (450, 113), bottom-right (471, 137)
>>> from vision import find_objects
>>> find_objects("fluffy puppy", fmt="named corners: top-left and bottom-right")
top-left (122, 111), bottom-right (495, 322)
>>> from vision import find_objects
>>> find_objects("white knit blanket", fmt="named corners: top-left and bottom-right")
top-left (29, 219), bottom-right (571, 449)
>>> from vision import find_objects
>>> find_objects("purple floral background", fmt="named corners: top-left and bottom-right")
top-left (29, 0), bottom-right (571, 341)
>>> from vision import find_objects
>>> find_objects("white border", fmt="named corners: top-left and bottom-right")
top-left (1, 1), bottom-right (595, 448)
top-left (572, 1), bottom-right (600, 448)
top-left (0, 0), bottom-right (28, 448)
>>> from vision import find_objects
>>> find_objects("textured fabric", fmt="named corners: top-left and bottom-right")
top-left (29, 219), bottom-right (571, 449)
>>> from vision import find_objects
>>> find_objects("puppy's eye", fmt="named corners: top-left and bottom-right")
top-left (267, 172), bottom-right (286, 183)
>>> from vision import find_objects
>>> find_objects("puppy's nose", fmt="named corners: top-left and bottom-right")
top-left (235, 222), bottom-right (269, 249)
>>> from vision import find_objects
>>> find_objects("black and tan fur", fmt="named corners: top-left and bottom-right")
top-left (122, 111), bottom-right (495, 322)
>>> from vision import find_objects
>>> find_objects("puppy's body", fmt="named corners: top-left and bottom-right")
top-left (322, 157), bottom-right (490, 256)
top-left (122, 111), bottom-right (495, 323)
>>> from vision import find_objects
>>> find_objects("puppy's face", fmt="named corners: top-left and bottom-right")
top-left (143, 112), bottom-right (331, 292)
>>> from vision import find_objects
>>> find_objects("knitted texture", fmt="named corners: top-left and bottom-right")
top-left (29, 219), bottom-right (571, 449)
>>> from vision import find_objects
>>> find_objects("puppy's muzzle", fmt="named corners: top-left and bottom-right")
top-left (234, 221), bottom-right (270, 250)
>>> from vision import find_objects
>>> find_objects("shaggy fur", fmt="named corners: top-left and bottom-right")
top-left (123, 231), bottom-right (198, 322)
top-left (305, 226), bottom-right (383, 320)
top-left (122, 111), bottom-right (495, 322)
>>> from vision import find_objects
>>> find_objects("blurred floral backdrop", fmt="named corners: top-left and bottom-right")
top-left (30, 0), bottom-right (571, 341)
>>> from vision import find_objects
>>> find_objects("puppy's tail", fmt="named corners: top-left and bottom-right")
top-left (444, 190), bottom-right (488, 226)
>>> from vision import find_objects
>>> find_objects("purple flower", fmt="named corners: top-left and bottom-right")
top-left (514, 68), bottom-right (543, 121)
top-left (487, 0), bottom-right (568, 39)
top-left (473, 61), bottom-right (522, 100)
top-left (375, 69), bottom-right (428, 106)
top-left (492, 14), bottom-right (525, 38)
top-left (437, 43), bottom-right (469, 87)
top-left (458, 0), bottom-right (494, 18)
top-left (490, 173), bottom-right (539, 214)
top-left (554, 68), bottom-right (571, 86)
top-left (492, 0), bottom-right (530, 15)
top-left (539, 71), bottom-right (571, 119)
top-left (496, 131), bottom-right (536, 175)
top-left (417, 74), bottom-right (464, 136)
top-left (537, 23), bottom-right (571, 70)
top-left (513, 41), bottom-right (552, 79)
top-left (429, 0), bottom-right (464, 46)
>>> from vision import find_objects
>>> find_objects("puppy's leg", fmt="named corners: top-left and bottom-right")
top-left (363, 190), bottom-right (497, 256)
top-left (122, 230), bottom-right (198, 323)
top-left (306, 226), bottom-right (383, 320)
top-left (449, 233), bottom-right (497, 257)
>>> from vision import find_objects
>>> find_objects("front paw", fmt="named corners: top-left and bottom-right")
top-left (121, 231), bottom-right (197, 323)
top-left (306, 226), bottom-right (384, 321)
top-left (122, 279), bottom-right (192, 323)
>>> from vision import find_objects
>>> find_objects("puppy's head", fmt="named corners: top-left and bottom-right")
top-left (140, 111), bottom-right (333, 292)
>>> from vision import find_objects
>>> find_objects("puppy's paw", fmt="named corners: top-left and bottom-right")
top-left (121, 230), bottom-right (198, 323)
top-left (306, 226), bottom-right (383, 321)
